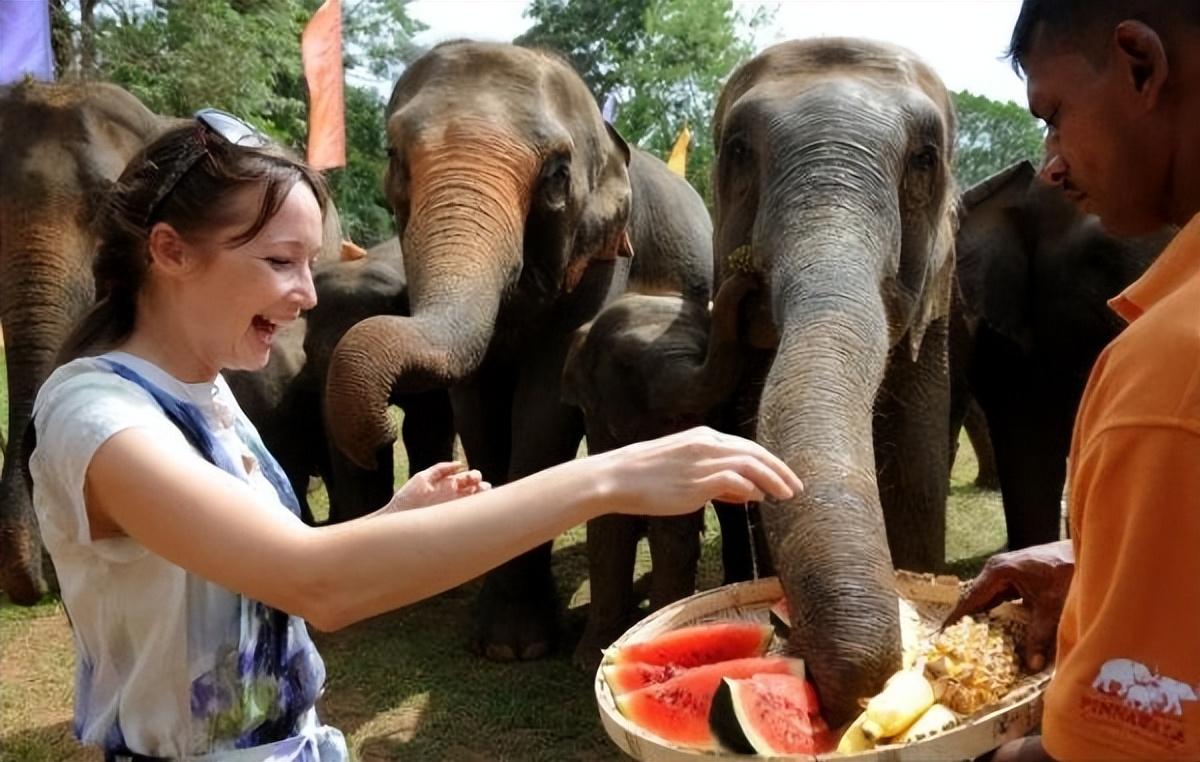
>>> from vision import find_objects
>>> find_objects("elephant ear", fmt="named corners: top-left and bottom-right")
top-left (562, 122), bottom-right (635, 293)
top-left (955, 161), bottom-right (1037, 351)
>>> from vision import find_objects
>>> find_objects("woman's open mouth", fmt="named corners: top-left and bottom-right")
top-left (252, 315), bottom-right (278, 343)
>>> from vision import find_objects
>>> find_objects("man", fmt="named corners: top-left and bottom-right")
top-left (947, 2), bottom-right (1200, 760)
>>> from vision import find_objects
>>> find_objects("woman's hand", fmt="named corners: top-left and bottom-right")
top-left (384, 461), bottom-right (490, 512)
top-left (590, 426), bottom-right (803, 517)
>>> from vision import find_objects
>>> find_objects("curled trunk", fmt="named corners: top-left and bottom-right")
top-left (324, 134), bottom-right (536, 470)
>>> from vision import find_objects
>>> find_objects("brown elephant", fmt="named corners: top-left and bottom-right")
top-left (0, 80), bottom-right (164, 604)
top-left (322, 41), bottom-right (712, 661)
top-left (561, 274), bottom-right (758, 669)
top-left (710, 39), bottom-right (959, 725)
top-left (228, 237), bottom-right (456, 524)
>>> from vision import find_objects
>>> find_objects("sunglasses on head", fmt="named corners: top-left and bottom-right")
top-left (145, 107), bottom-right (272, 224)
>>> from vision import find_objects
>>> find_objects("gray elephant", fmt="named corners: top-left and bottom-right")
top-left (321, 41), bottom-right (712, 661)
top-left (226, 237), bottom-right (456, 524)
top-left (561, 274), bottom-right (759, 669)
top-left (0, 80), bottom-right (164, 604)
top-left (710, 39), bottom-right (959, 725)
top-left (951, 161), bottom-right (1173, 549)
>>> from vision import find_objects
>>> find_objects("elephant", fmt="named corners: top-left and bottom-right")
top-left (561, 273), bottom-right (759, 669)
top-left (709, 39), bottom-right (959, 725)
top-left (1092, 658), bottom-right (1154, 697)
top-left (226, 236), bottom-right (456, 524)
top-left (951, 160), bottom-right (1173, 549)
top-left (322, 41), bottom-right (712, 662)
top-left (0, 80), bottom-right (164, 605)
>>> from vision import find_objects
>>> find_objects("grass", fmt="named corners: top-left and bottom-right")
top-left (0, 366), bottom-right (1006, 761)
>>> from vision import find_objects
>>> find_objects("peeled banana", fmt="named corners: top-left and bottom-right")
top-left (860, 667), bottom-right (935, 741)
top-left (835, 711), bottom-right (875, 753)
top-left (892, 703), bottom-right (959, 743)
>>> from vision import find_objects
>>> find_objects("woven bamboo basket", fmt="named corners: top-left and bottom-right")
top-left (595, 573), bottom-right (1052, 761)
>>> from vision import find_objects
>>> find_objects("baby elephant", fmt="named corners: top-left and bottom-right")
top-left (562, 275), bottom-right (758, 670)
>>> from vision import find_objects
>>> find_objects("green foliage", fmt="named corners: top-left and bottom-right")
top-left (519, 0), bottom-right (767, 204)
top-left (53, 0), bottom-right (419, 247)
top-left (952, 90), bottom-right (1046, 190)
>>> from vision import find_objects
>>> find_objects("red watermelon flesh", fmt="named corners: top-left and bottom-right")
top-left (604, 621), bottom-right (773, 668)
top-left (602, 662), bottom-right (687, 695)
top-left (709, 673), bottom-right (834, 755)
top-left (615, 656), bottom-right (805, 749)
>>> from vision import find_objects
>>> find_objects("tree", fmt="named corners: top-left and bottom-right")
top-left (952, 90), bottom-right (1045, 189)
top-left (519, 0), bottom-right (767, 204)
top-left (49, 0), bottom-right (422, 247)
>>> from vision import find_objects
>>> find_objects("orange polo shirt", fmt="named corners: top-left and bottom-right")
top-left (1043, 215), bottom-right (1200, 760)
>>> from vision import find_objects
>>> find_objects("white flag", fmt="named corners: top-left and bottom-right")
top-left (0, 0), bottom-right (55, 84)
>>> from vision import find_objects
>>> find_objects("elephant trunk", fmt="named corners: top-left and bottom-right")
top-left (324, 130), bottom-right (537, 470)
top-left (0, 201), bottom-right (97, 604)
top-left (757, 218), bottom-right (901, 727)
top-left (673, 274), bottom-right (757, 416)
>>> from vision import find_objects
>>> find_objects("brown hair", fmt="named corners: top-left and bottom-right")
top-left (59, 121), bottom-right (331, 362)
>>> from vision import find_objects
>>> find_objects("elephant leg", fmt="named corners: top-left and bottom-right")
top-left (646, 509), bottom-right (704, 610)
top-left (397, 388), bottom-right (456, 477)
top-left (714, 501), bottom-right (755, 582)
top-left (574, 514), bottom-right (642, 671)
top-left (874, 317), bottom-right (951, 573)
top-left (983, 388), bottom-right (1071, 549)
top-left (964, 399), bottom-right (1001, 490)
top-left (325, 444), bottom-right (394, 524)
top-left (473, 339), bottom-right (584, 662)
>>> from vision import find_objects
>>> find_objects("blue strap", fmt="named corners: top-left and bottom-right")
top-left (99, 359), bottom-right (301, 516)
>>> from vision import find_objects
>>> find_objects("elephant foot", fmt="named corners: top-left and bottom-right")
top-left (573, 613), bottom-right (636, 673)
top-left (472, 574), bottom-right (560, 662)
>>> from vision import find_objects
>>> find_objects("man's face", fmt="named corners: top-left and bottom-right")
top-left (1024, 36), bottom-right (1170, 236)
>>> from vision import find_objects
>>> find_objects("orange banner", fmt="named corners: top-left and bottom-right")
top-left (301, 0), bottom-right (345, 170)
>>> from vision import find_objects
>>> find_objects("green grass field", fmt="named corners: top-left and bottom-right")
top-left (0, 356), bottom-right (1007, 761)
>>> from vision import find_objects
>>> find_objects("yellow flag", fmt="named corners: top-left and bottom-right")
top-left (666, 123), bottom-right (691, 177)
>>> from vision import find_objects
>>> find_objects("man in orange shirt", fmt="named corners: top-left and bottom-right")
top-left (947, 2), bottom-right (1200, 760)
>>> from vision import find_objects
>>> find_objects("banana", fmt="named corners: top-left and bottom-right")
top-left (835, 711), bottom-right (875, 753)
top-left (860, 667), bottom-right (935, 741)
top-left (892, 702), bottom-right (959, 743)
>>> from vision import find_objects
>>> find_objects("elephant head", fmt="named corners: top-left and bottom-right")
top-left (711, 39), bottom-right (958, 724)
top-left (324, 41), bottom-right (634, 470)
top-left (0, 80), bottom-right (163, 604)
top-left (562, 274), bottom-right (759, 452)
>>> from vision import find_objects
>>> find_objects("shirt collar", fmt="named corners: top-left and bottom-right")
top-left (1109, 214), bottom-right (1200, 322)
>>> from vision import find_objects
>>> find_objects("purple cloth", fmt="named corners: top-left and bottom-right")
top-left (0, 0), bottom-right (54, 84)
top-left (601, 92), bottom-right (618, 124)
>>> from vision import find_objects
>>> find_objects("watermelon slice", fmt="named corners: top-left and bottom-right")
top-left (602, 662), bottom-right (688, 695)
top-left (615, 656), bottom-right (804, 749)
top-left (604, 621), bottom-right (773, 668)
top-left (709, 673), bottom-right (834, 755)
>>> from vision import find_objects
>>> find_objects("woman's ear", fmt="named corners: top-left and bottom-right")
top-left (147, 222), bottom-right (197, 276)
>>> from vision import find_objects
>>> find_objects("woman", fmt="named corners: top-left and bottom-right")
top-left (29, 109), bottom-right (801, 761)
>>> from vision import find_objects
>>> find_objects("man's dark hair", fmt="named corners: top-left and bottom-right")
top-left (1007, 1), bottom-right (1200, 75)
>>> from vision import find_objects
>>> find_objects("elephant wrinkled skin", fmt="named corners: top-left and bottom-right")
top-left (711, 39), bottom-right (959, 725)
top-left (322, 42), bottom-right (712, 661)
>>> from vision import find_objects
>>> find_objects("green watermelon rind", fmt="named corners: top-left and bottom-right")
top-left (709, 673), bottom-right (829, 756)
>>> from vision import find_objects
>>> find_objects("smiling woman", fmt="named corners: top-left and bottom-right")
top-left (26, 110), bottom-right (802, 761)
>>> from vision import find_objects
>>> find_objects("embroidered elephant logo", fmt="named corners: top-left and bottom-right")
top-left (1092, 658), bottom-right (1199, 716)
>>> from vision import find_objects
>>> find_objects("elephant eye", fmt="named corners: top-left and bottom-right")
top-left (909, 145), bottom-right (938, 172)
top-left (725, 135), bottom-right (752, 164)
top-left (539, 155), bottom-right (572, 210)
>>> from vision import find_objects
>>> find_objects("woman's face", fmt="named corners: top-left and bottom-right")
top-left (175, 181), bottom-right (323, 373)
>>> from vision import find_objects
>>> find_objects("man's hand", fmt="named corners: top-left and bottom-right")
top-left (384, 462), bottom-right (490, 512)
top-left (946, 540), bottom-right (1075, 672)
